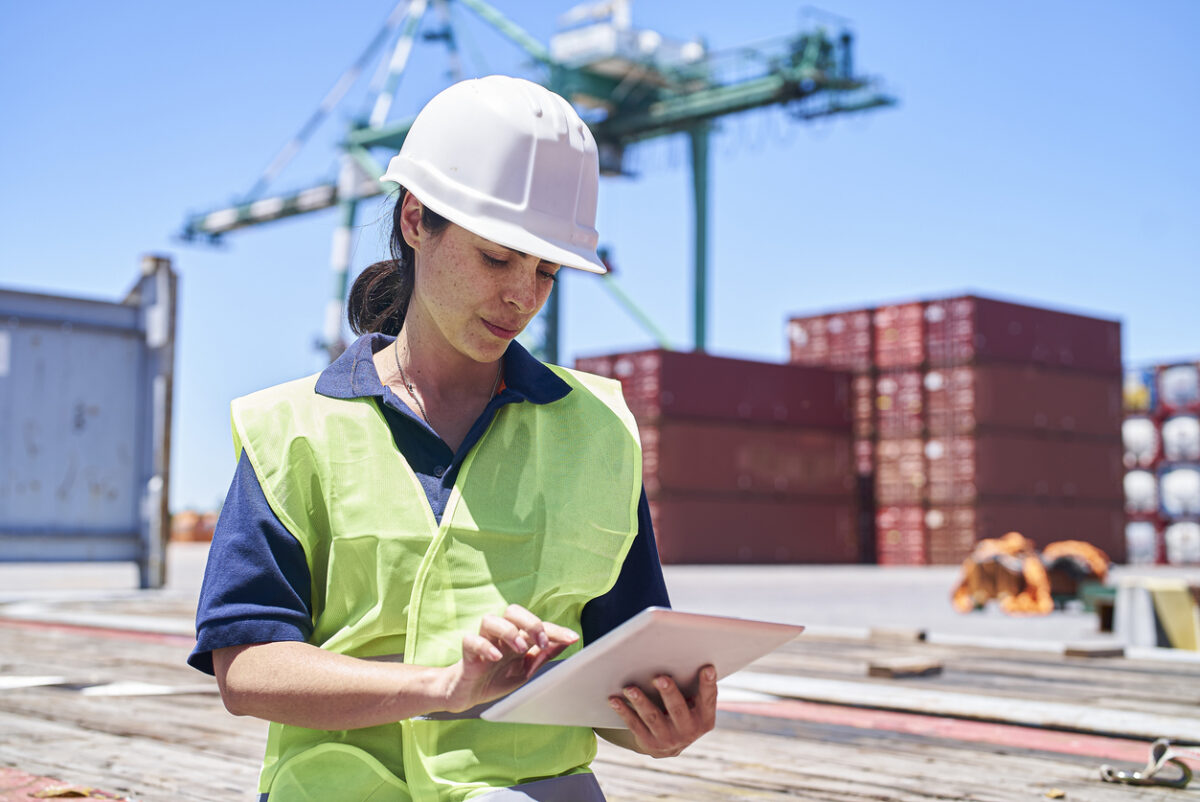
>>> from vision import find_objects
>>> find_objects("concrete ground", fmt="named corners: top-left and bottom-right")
top-left (1, 543), bottom-right (1196, 645)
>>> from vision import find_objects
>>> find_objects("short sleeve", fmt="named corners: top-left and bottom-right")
top-left (580, 488), bottom-right (670, 644)
top-left (188, 450), bottom-right (314, 675)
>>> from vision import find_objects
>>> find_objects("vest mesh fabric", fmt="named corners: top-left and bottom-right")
top-left (231, 367), bottom-right (641, 801)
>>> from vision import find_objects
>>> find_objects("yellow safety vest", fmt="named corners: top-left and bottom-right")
top-left (230, 366), bottom-right (642, 801)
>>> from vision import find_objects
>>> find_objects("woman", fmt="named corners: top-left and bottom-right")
top-left (190, 75), bottom-right (716, 801)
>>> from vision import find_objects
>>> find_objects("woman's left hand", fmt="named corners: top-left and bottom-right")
top-left (605, 665), bottom-right (717, 758)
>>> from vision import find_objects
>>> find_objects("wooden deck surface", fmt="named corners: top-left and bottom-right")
top-left (1, 618), bottom-right (1197, 801)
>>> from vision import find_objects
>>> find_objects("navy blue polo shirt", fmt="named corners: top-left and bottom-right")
top-left (189, 333), bottom-right (669, 674)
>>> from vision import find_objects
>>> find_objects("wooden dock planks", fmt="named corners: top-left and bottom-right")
top-left (1, 620), bottom-right (1197, 801)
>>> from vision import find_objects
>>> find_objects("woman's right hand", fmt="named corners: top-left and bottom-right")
top-left (444, 604), bottom-right (579, 713)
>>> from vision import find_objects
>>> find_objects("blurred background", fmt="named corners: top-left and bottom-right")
top-left (1, 0), bottom-right (1198, 582)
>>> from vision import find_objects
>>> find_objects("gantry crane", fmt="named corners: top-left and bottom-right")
top-left (180, 0), bottom-right (895, 362)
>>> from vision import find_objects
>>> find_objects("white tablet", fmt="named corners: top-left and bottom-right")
top-left (480, 607), bottom-right (803, 729)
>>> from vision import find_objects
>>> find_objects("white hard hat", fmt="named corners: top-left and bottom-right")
top-left (381, 75), bottom-right (606, 274)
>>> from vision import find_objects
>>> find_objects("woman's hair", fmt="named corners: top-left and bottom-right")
top-left (347, 188), bottom-right (450, 336)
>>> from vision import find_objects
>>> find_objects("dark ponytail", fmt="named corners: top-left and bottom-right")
top-left (347, 187), bottom-right (450, 336)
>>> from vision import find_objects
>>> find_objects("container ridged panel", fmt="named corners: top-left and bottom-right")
top-left (576, 348), bottom-right (858, 564)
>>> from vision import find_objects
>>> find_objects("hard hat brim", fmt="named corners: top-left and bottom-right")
top-left (381, 168), bottom-right (607, 275)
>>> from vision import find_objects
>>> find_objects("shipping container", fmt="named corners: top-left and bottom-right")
top-left (826, 311), bottom-right (874, 372)
top-left (1123, 367), bottom-right (1157, 413)
top-left (873, 303), bottom-right (924, 369)
top-left (875, 505), bottom-right (925, 565)
top-left (640, 419), bottom-right (854, 497)
top-left (575, 349), bottom-right (851, 428)
top-left (923, 296), bottom-right (1121, 373)
top-left (855, 475), bottom-right (877, 564)
top-left (923, 507), bottom-right (976, 565)
top-left (0, 257), bottom-right (176, 588)
top-left (875, 438), bottom-right (925, 505)
top-left (924, 433), bottom-right (1123, 504)
top-left (852, 373), bottom-right (874, 439)
top-left (647, 494), bottom-right (858, 564)
top-left (875, 370), bottom-right (924, 437)
top-left (1158, 363), bottom-right (1200, 414)
top-left (787, 310), bottom-right (873, 372)
top-left (1161, 415), bottom-right (1200, 462)
top-left (925, 500), bottom-right (1126, 561)
top-left (853, 438), bottom-right (874, 477)
top-left (1125, 520), bottom-right (1160, 566)
top-left (1158, 466), bottom-right (1200, 517)
top-left (1123, 470), bottom-right (1158, 514)
top-left (786, 316), bottom-right (830, 367)
top-left (1122, 416), bottom-right (1161, 469)
top-left (924, 364), bottom-right (1121, 438)
top-left (1163, 521), bottom-right (1200, 565)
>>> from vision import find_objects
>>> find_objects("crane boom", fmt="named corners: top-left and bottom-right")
top-left (178, 2), bottom-right (895, 360)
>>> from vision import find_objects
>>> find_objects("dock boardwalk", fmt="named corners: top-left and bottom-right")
top-left (748, 634), bottom-right (1200, 721)
top-left (1, 619), bottom-right (1197, 801)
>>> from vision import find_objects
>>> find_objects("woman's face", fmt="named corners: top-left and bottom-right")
top-left (402, 195), bottom-right (560, 364)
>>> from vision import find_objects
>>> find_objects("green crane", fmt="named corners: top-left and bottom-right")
top-left (180, 0), bottom-right (895, 362)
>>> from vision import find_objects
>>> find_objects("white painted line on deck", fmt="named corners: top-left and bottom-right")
top-left (722, 671), bottom-right (1200, 742)
top-left (0, 676), bottom-right (69, 690)
top-left (79, 681), bottom-right (218, 697)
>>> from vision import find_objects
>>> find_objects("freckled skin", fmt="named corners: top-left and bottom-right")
top-left (375, 191), bottom-right (561, 451)
top-left (400, 192), bottom-right (559, 371)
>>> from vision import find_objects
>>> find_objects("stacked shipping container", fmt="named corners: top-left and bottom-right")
top-left (790, 295), bottom-right (1126, 564)
top-left (1122, 362), bottom-right (1200, 564)
top-left (573, 349), bottom-right (858, 564)
top-left (786, 309), bottom-right (877, 561)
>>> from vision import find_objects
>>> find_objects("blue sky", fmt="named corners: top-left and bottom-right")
top-left (2, 1), bottom-right (1197, 510)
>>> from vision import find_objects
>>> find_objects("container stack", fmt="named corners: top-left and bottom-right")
top-left (790, 295), bottom-right (1126, 564)
top-left (786, 309), bottom-right (878, 560)
top-left (1123, 361), bottom-right (1200, 564)
top-left (574, 349), bottom-right (857, 564)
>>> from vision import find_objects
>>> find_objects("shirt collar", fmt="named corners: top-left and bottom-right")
top-left (314, 332), bottom-right (571, 405)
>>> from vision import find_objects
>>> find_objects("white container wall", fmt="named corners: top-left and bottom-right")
top-left (1122, 417), bottom-right (1159, 469)
top-left (1125, 521), bottom-right (1158, 565)
top-left (1161, 415), bottom-right (1200, 462)
top-left (1164, 521), bottom-right (1200, 565)
top-left (1123, 470), bottom-right (1157, 513)
top-left (1159, 467), bottom-right (1200, 517)
top-left (0, 257), bottom-right (175, 587)
top-left (1159, 364), bottom-right (1199, 411)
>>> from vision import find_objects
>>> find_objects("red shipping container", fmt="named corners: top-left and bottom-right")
top-left (826, 310), bottom-right (874, 371)
top-left (924, 364), bottom-right (1122, 438)
top-left (875, 506), bottom-right (926, 565)
top-left (924, 433), bottom-right (1123, 504)
top-left (647, 494), bottom-right (858, 564)
top-left (852, 373), bottom-right (875, 438)
top-left (574, 348), bottom-right (851, 428)
top-left (923, 296), bottom-right (1121, 373)
top-left (786, 316), bottom-right (831, 367)
top-left (854, 437), bottom-right (874, 477)
top-left (925, 501), bottom-right (1126, 563)
top-left (922, 507), bottom-right (977, 566)
top-left (875, 438), bottom-right (925, 505)
top-left (875, 370), bottom-right (924, 437)
top-left (640, 419), bottom-right (854, 497)
top-left (787, 311), bottom-right (873, 371)
top-left (874, 303), bottom-right (924, 369)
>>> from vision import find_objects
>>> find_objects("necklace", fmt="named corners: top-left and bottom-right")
top-left (392, 340), bottom-right (502, 426)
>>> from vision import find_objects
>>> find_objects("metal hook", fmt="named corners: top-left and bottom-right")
top-left (1100, 738), bottom-right (1193, 789)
